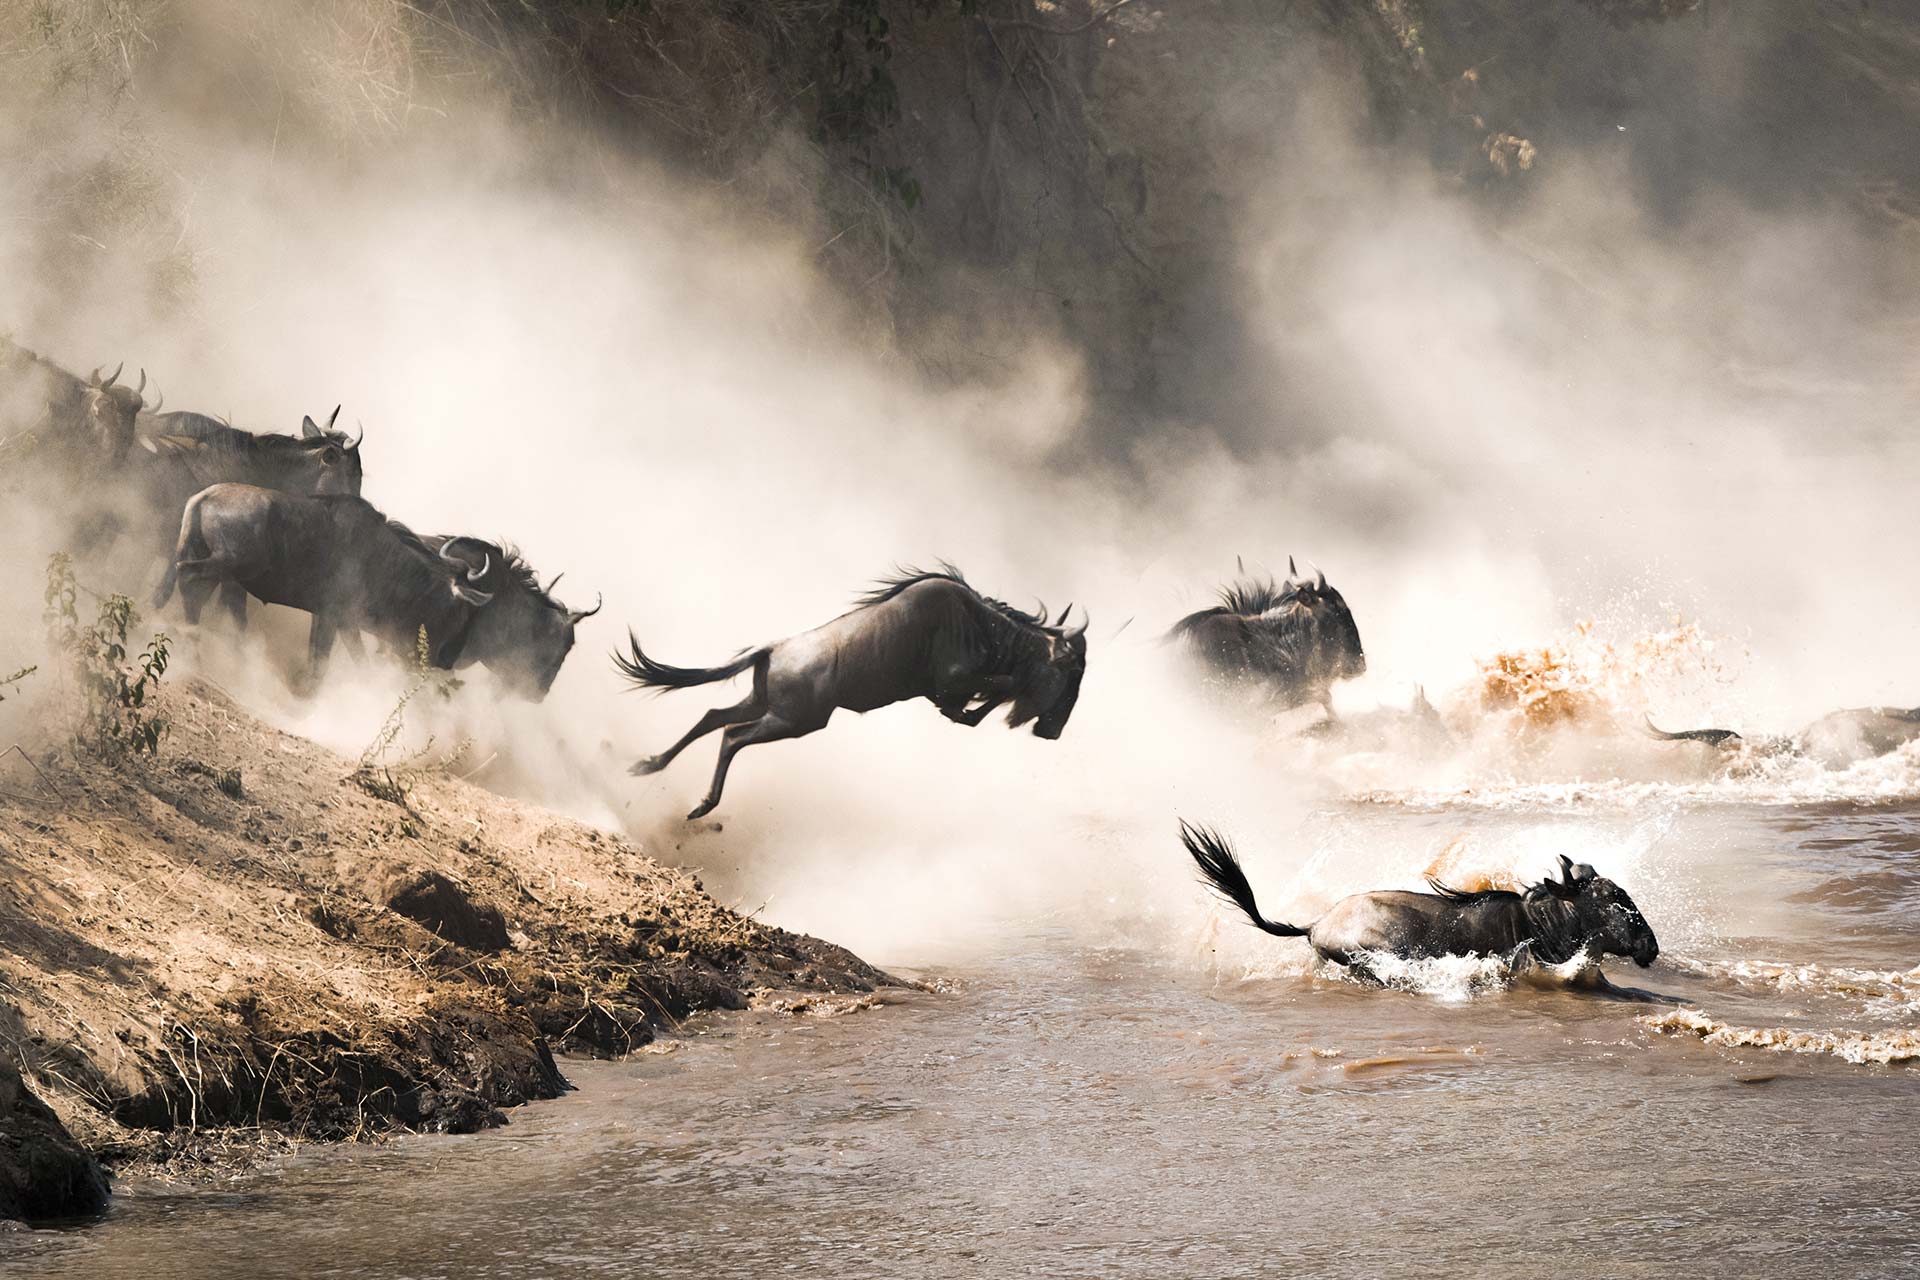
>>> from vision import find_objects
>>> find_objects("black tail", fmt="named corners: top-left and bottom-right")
top-left (1642, 714), bottom-right (1742, 747)
top-left (613, 630), bottom-right (762, 692)
top-left (1180, 820), bottom-right (1309, 938)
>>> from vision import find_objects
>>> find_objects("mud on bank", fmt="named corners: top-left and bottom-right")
top-left (0, 679), bottom-right (897, 1218)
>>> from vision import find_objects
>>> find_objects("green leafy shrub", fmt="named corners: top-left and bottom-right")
top-left (43, 553), bottom-right (171, 755)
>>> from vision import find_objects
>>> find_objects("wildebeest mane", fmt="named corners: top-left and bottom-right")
top-left (858, 563), bottom-right (1058, 632)
top-left (1168, 576), bottom-right (1309, 637)
top-left (1424, 879), bottom-right (1522, 905)
top-left (146, 413), bottom-right (350, 459)
top-left (1427, 868), bottom-right (1586, 905)
top-left (490, 542), bottom-right (565, 610)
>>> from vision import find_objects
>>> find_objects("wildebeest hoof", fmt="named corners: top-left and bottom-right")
top-left (686, 800), bottom-right (717, 821)
top-left (629, 757), bottom-right (663, 776)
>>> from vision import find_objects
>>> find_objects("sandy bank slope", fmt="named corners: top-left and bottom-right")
top-left (0, 678), bottom-right (895, 1211)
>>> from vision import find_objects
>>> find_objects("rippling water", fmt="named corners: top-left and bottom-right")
top-left (6, 801), bottom-right (1920, 1278)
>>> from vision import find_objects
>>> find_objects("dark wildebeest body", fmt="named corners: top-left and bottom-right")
top-left (1647, 706), bottom-right (1920, 770)
top-left (1182, 823), bottom-right (1659, 979)
top-left (139, 408), bottom-right (366, 659)
top-left (428, 535), bottom-right (601, 700)
top-left (617, 567), bottom-right (1088, 820)
top-left (1169, 560), bottom-right (1365, 710)
top-left (138, 407), bottom-right (363, 532)
top-left (153, 484), bottom-right (494, 679)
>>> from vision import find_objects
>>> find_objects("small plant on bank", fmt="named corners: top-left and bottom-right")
top-left (0, 665), bottom-right (36, 703)
top-left (350, 626), bottom-right (461, 811)
top-left (43, 553), bottom-right (171, 755)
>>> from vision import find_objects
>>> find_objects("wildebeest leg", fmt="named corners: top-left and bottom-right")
top-left (632, 694), bottom-right (766, 777)
top-left (219, 582), bottom-right (249, 632)
top-left (337, 626), bottom-right (368, 664)
top-left (301, 615), bottom-right (339, 693)
top-left (951, 696), bottom-right (1008, 727)
top-left (935, 674), bottom-right (1014, 726)
top-left (686, 713), bottom-right (822, 821)
top-left (176, 563), bottom-right (220, 626)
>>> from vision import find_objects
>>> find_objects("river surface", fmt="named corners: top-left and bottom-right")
top-left (6, 800), bottom-right (1920, 1278)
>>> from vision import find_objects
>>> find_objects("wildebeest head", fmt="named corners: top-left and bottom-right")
top-left (1009, 605), bottom-right (1089, 740)
top-left (1534, 855), bottom-right (1660, 968)
top-left (1281, 559), bottom-right (1366, 684)
top-left (298, 407), bottom-right (364, 496)
top-left (83, 362), bottom-right (148, 462)
top-left (436, 537), bottom-right (599, 700)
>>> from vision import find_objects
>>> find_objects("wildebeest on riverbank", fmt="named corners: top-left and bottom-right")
top-left (1168, 559), bottom-right (1365, 710)
top-left (1181, 822), bottom-right (1659, 978)
top-left (1, 339), bottom-right (149, 469)
top-left (2, 342), bottom-right (152, 549)
top-left (138, 406), bottom-right (365, 544)
top-left (154, 483), bottom-right (499, 681)
top-left (429, 535), bottom-right (601, 700)
top-left (617, 565), bottom-right (1089, 820)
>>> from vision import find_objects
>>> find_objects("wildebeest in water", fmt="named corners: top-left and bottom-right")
top-left (154, 483), bottom-right (498, 682)
top-left (1168, 558), bottom-right (1365, 710)
top-left (616, 566), bottom-right (1089, 820)
top-left (1646, 706), bottom-right (1920, 770)
top-left (1181, 822), bottom-right (1659, 978)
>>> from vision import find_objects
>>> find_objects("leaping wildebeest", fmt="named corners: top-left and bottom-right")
top-left (616, 566), bottom-right (1089, 820)
top-left (1181, 822), bottom-right (1659, 979)
top-left (153, 483), bottom-right (498, 682)
top-left (1168, 558), bottom-right (1365, 710)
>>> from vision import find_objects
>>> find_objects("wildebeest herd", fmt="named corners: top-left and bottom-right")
top-left (10, 334), bottom-right (1906, 986)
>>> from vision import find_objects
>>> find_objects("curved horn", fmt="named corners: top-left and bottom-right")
top-left (348, 418), bottom-right (365, 449)
top-left (147, 387), bottom-right (163, 413)
top-left (1309, 560), bottom-right (1326, 591)
top-left (544, 572), bottom-right (565, 596)
top-left (437, 542), bottom-right (488, 582)
top-left (568, 593), bottom-right (603, 624)
top-left (1557, 854), bottom-right (1575, 885)
top-left (134, 367), bottom-right (146, 395)
top-left (1288, 555), bottom-right (1298, 579)
top-left (325, 404), bottom-right (342, 431)
top-left (1066, 606), bottom-right (1089, 640)
top-left (102, 361), bottom-right (123, 388)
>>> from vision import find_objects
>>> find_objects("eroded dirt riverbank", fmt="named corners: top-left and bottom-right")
top-left (0, 679), bottom-right (894, 1216)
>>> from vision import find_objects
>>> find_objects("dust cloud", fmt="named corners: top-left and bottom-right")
top-left (1, 1), bottom-right (1915, 967)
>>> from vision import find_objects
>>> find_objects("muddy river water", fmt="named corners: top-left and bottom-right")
top-left (7, 800), bottom-right (1920, 1277)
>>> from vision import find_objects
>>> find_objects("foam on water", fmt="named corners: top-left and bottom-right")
top-left (1668, 956), bottom-right (1920, 1015)
top-left (1640, 1008), bottom-right (1920, 1066)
